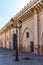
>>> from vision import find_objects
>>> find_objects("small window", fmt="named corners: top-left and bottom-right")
top-left (26, 32), bottom-right (29, 38)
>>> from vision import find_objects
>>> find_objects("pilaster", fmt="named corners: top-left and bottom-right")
top-left (19, 26), bottom-right (23, 50)
top-left (34, 9), bottom-right (39, 54)
top-left (9, 30), bottom-right (11, 49)
top-left (5, 32), bottom-right (6, 48)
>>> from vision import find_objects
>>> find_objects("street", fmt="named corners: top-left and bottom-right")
top-left (0, 48), bottom-right (43, 65)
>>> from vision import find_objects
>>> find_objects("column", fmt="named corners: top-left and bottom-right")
top-left (34, 10), bottom-right (39, 53)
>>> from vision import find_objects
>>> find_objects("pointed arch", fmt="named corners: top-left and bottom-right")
top-left (22, 27), bottom-right (33, 40)
top-left (21, 27), bottom-right (34, 50)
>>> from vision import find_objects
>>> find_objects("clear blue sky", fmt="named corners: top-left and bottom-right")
top-left (0, 0), bottom-right (30, 29)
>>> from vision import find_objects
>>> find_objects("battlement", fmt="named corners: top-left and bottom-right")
top-left (14, 0), bottom-right (40, 19)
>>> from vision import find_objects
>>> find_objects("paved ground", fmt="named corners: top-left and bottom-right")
top-left (0, 48), bottom-right (43, 65)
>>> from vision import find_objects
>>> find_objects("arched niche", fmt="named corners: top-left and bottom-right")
top-left (22, 27), bottom-right (33, 51)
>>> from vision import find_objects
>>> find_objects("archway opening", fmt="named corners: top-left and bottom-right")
top-left (12, 34), bottom-right (17, 49)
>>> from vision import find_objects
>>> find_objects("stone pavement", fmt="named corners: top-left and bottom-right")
top-left (0, 48), bottom-right (43, 65)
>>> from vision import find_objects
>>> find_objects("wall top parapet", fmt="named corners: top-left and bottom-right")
top-left (14, 0), bottom-right (41, 19)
